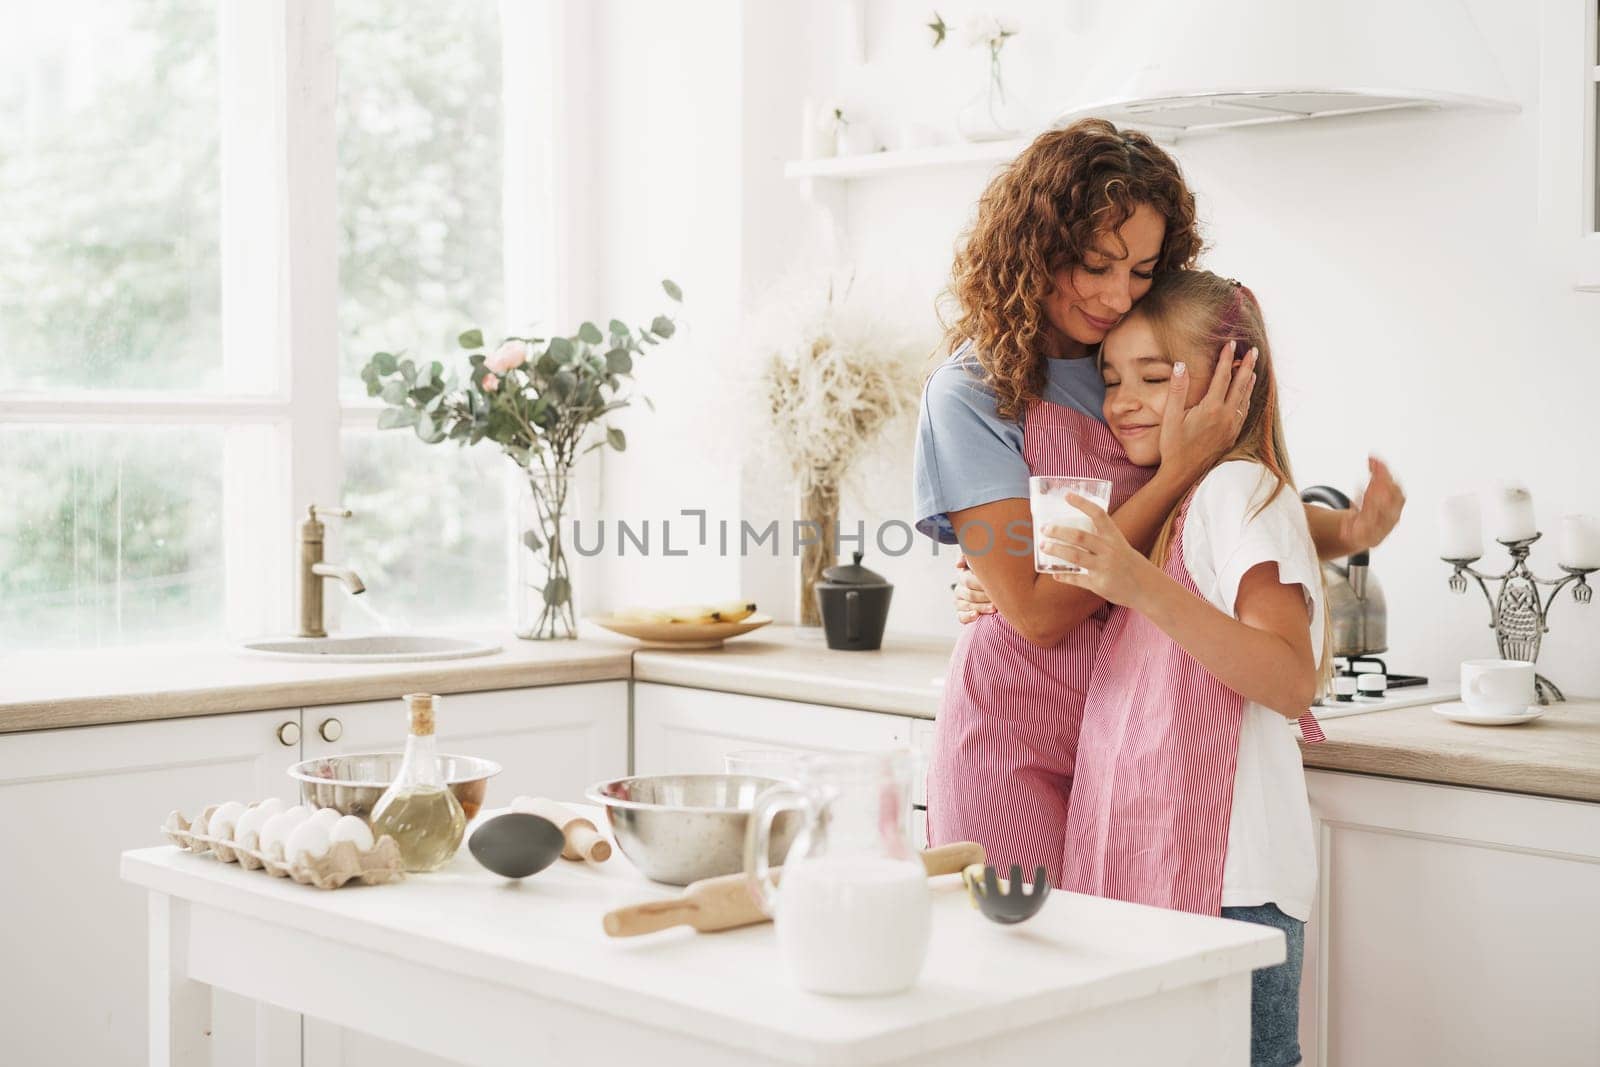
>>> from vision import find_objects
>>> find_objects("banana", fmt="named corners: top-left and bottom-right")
top-left (613, 606), bottom-right (675, 624)
top-left (615, 600), bottom-right (758, 625)
top-left (664, 604), bottom-right (720, 624)
top-left (710, 600), bottom-right (757, 623)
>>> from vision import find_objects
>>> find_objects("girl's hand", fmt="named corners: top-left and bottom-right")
top-left (951, 555), bottom-right (997, 624)
top-left (1156, 342), bottom-right (1258, 485)
top-left (1339, 456), bottom-right (1406, 554)
top-left (1041, 495), bottom-right (1160, 608)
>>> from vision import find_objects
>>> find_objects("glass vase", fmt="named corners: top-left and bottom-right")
top-left (957, 48), bottom-right (1022, 142)
top-left (515, 471), bottom-right (578, 640)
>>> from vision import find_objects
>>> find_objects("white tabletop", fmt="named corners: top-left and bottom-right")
top-left (122, 810), bottom-right (1282, 1064)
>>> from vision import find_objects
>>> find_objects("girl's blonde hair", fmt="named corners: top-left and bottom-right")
top-left (1132, 270), bottom-right (1332, 693)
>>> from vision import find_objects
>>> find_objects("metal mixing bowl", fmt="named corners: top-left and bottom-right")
top-left (288, 753), bottom-right (501, 820)
top-left (585, 773), bottom-right (799, 886)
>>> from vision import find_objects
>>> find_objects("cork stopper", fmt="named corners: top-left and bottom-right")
top-left (403, 693), bottom-right (437, 736)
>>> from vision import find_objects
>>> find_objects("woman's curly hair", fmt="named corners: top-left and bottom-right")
top-left (941, 119), bottom-right (1202, 421)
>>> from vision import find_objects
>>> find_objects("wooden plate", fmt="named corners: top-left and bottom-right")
top-left (589, 613), bottom-right (773, 649)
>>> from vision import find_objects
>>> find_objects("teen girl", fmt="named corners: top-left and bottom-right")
top-left (1038, 269), bottom-right (1334, 1066)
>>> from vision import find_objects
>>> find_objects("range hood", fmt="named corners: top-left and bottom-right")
top-left (1057, 0), bottom-right (1517, 140)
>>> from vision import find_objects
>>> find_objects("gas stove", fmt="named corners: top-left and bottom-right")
top-left (1311, 656), bottom-right (1459, 720)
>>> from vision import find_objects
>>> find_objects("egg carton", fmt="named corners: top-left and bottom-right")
top-left (162, 802), bottom-right (404, 890)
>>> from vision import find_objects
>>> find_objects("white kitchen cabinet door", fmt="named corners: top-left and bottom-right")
top-left (633, 682), bottom-right (912, 774)
top-left (302, 682), bottom-right (628, 1067)
top-left (0, 710), bottom-right (304, 1067)
top-left (1301, 770), bottom-right (1600, 1067)
top-left (300, 682), bottom-right (629, 806)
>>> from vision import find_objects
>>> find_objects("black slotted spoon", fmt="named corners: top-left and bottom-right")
top-left (962, 863), bottom-right (1051, 924)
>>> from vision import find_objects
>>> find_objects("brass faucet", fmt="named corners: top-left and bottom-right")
top-left (299, 505), bottom-right (366, 637)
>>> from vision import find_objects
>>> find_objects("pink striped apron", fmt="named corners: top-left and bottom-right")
top-left (925, 399), bottom-right (1153, 886)
top-left (1061, 496), bottom-right (1325, 915)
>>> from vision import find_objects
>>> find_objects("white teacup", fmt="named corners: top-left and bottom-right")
top-left (1459, 659), bottom-right (1535, 716)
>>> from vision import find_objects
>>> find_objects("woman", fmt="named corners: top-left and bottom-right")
top-left (913, 119), bottom-right (1402, 885)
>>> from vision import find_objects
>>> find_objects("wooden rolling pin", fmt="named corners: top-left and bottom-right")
top-left (602, 841), bottom-right (985, 938)
top-left (509, 796), bottom-right (611, 863)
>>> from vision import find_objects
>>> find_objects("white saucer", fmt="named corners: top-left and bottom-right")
top-left (1432, 701), bottom-right (1544, 726)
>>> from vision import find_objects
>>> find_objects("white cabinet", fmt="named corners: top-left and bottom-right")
top-left (300, 682), bottom-right (630, 806)
top-left (633, 682), bottom-right (913, 775)
top-left (301, 682), bottom-right (628, 1067)
top-left (0, 710), bottom-right (304, 1067)
top-left (1301, 769), bottom-right (1600, 1067)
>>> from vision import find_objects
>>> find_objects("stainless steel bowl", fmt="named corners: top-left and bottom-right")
top-left (585, 773), bottom-right (799, 886)
top-left (288, 752), bottom-right (501, 820)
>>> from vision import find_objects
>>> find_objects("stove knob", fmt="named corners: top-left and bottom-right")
top-left (1332, 676), bottom-right (1358, 701)
top-left (1357, 673), bottom-right (1388, 697)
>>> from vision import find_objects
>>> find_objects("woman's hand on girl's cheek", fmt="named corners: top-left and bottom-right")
top-left (951, 555), bottom-right (997, 623)
top-left (1155, 342), bottom-right (1258, 484)
top-left (1042, 496), bottom-right (1158, 608)
top-left (1339, 456), bottom-right (1406, 553)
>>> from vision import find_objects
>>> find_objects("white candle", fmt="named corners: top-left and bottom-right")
top-left (1438, 493), bottom-right (1483, 560)
top-left (1487, 484), bottom-right (1537, 543)
top-left (1558, 514), bottom-right (1600, 569)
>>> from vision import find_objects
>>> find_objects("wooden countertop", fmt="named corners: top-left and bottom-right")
top-left (7, 623), bottom-right (1598, 804)
top-left (0, 629), bottom-right (635, 734)
top-left (633, 627), bottom-right (950, 718)
top-left (1305, 699), bottom-right (1600, 803)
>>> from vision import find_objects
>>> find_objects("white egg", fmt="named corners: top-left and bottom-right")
top-left (285, 819), bottom-right (333, 864)
top-left (233, 804), bottom-right (273, 845)
top-left (309, 807), bottom-right (342, 829)
top-left (328, 815), bottom-right (374, 852)
top-left (208, 801), bottom-right (247, 841)
top-left (259, 805), bottom-right (313, 857)
top-left (254, 796), bottom-right (286, 818)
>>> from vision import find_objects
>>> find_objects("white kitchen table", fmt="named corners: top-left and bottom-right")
top-left (122, 811), bottom-right (1282, 1067)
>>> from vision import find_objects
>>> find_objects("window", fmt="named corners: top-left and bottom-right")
top-left (1544, 0), bottom-right (1600, 289)
top-left (330, 0), bottom-right (510, 629)
top-left (1591, 1), bottom-right (1600, 239)
top-left (0, 1), bottom-right (220, 392)
top-left (0, 1), bottom-right (559, 650)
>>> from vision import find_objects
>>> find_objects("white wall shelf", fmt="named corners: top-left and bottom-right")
top-left (783, 136), bottom-right (1032, 182)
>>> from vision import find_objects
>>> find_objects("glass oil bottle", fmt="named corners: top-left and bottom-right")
top-left (370, 692), bottom-right (466, 872)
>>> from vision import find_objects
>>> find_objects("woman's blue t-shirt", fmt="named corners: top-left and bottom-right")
top-left (912, 342), bottom-right (1108, 544)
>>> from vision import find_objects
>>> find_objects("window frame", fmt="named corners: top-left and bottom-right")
top-left (1539, 0), bottom-right (1600, 291)
top-left (0, 0), bottom-right (568, 647)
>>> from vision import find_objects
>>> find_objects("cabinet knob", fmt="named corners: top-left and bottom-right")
top-left (277, 720), bottom-right (301, 747)
top-left (318, 717), bottom-right (343, 742)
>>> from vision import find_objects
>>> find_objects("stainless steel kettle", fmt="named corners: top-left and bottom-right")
top-left (1301, 485), bottom-right (1387, 657)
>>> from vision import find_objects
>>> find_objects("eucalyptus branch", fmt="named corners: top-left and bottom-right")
top-left (359, 278), bottom-right (684, 478)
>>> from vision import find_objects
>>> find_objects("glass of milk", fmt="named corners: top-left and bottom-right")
top-left (743, 750), bottom-right (931, 996)
top-left (1029, 475), bottom-right (1113, 574)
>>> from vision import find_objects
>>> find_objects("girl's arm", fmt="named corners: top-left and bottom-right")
top-left (949, 468), bottom-right (1196, 648)
top-left (950, 350), bottom-right (1257, 648)
top-left (1043, 497), bottom-right (1317, 718)
top-left (1302, 456), bottom-right (1406, 560)
top-left (1130, 561), bottom-right (1316, 717)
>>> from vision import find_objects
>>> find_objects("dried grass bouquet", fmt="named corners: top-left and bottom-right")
top-left (751, 275), bottom-right (925, 623)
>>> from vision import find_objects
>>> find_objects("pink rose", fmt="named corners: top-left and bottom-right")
top-left (486, 339), bottom-right (528, 373)
top-left (481, 372), bottom-right (500, 393)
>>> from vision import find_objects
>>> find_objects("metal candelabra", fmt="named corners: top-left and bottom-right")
top-left (1442, 533), bottom-right (1597, 704)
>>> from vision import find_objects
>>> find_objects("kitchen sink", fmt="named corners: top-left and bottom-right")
top-left (239, 634), bottom-right (502, 663)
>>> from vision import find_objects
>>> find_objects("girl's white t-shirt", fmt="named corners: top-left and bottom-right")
top-left (1181, 460), bottom-right (1322, 922)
